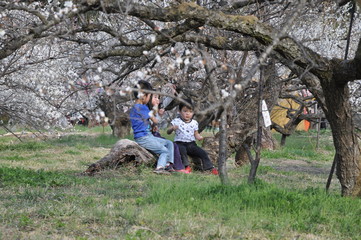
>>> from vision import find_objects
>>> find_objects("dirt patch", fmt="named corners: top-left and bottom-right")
top-left (273, 164), bottom-right (330, 175)
top-left (267, 159), bottom-right (331, 175)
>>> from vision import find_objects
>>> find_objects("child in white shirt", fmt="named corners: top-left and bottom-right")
top-left (167, 99), bottom-right (218, 175)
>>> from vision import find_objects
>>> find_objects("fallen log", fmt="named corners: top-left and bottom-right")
top-left (83, 139), bottom-right (156, 175)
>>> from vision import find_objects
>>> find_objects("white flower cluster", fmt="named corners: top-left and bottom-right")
top-left (221, 89), bottom-right (230, 99)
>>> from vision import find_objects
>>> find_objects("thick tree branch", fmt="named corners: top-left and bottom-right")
top-left (78, 1), bottom-right (337, 81)
top-left (93, 19), bottom-right (203, 59)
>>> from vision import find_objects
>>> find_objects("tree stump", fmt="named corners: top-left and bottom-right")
top-left (202, 136), bottom-right (219, 167)
top-left (83, 139), bottom-right (156, 175)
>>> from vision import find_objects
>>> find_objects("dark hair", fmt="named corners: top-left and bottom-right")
top-left (133, 80), bottom-right (153, 99)
top-left (179, 98), bottom-right (193, 111)
top-left (147, 94), bottom-right (155, 110)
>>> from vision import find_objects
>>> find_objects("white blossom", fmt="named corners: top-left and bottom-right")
top-left (176, 57), bottom-right (183, 65)
top-left (155, 55), bottom-right (162, 63)
top-left (149, 34), bottom-right (156, 43)
top-left (0, 29), bottom-right (5, 38)
top-left (64, 1), bottom-right (73, 8)
top-left (106, 88), bottom-right (114, 96)
top-left (93, 75), bottom-right (100, 81)
top-left (221, 89), bottom-right (229, 99)
top-left (184, 58), bottom-right (190, 66)
top-left (137, 71), bottom-right (145, 79)
top-left (234, 84), bottom-right (242, 91)
top-left (137, 92), bottom-right (144, 99)
top-left (167, 63), bottom-right (176, 70)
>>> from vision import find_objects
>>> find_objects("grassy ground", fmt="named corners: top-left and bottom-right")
top-left (0, 127), bottom-right (360, 239)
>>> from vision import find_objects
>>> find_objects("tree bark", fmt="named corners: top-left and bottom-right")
top-left (98, 94), bottom-right (131, 138)
top-left (111, 115), bottom-right (131, 138)
top-left (218, 110), bottom-right (229, 184)
top-left (83, 139), bottom-right (156, 175)
top-left (235, 144), bottom-right (249, 167)
top-left (248, 63), bottom-right (265, 184)
top-left (280, 134), bottom-right (287, 146)
top-left (321, 81), bottom-right (361, 196)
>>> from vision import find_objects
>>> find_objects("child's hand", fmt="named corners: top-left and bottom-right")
top-left (158, 108), bottom-right (165, 116)
top-left (195, 134), bottom-right (203, 141)
top-left (167, 125), bottom-right (178, 135)
top-left (194, 131), bottom-right (203, 141)
top-left (152, 125), bottom-right (159, 132)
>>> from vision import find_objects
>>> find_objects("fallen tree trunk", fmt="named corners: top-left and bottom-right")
top-left (83, 139), bottom-right (156, 175)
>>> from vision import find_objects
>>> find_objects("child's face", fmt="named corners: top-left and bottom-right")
top-left (151, 94), bottom-right (160, 107)
top-left (180, 106), bottom-right (194, 122)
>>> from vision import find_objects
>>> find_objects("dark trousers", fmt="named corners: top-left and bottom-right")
top-left (175, 141), bottom-right (213, 170)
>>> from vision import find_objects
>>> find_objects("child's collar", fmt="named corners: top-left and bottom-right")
top-left (180, 116), bottom-right (192, 123)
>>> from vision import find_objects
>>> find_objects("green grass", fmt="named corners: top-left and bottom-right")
top-left (0, 128), bottom-right (360, 239)
top-left (142, 178), bottom-right (361, 239)
top-left (263, 131), bottom-right (334, 162)
top-left (72, 125), bottom-right (113, 133)
top-left (49, 134), bottom-right (120, 148)
top-left (0, 141), bottom-right (49, 151)
top-left (0, 167), bottom-right (78, 187)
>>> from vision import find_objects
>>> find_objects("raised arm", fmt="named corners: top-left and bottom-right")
top-left (167, 125), bottom-right (178, 135)
top-left (194, 130), bottom-right (203, 141)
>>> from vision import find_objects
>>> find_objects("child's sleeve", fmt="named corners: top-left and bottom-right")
top-left (194, 120), bottom-right (199, 131)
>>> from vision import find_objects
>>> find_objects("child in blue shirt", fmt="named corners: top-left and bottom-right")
top-left (129, 80), bottom-right (174, 174)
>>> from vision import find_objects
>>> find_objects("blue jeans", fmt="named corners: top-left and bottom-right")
top-left (135, 134), bottom-right (174, 168)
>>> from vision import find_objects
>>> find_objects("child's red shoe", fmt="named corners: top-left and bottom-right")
top-left (211, 168), bottom-right (218, 175)
top-left (185, 166), bottom-right (192, 173)
top-left (175, 169), bottom-right (190, 174)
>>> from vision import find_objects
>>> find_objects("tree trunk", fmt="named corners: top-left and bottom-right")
top-left (218, 110), bottom-right (229, 184)
top-left (322, 81), bottom-right (361, 196)
top-left (98, 94), bottom-right (131, 138)
top-left (248, 63), bottom-right (264, 184)
top-left (235, 145), bottom-right (249, 167)
top-left (235, 135), bottom-right (254, 166)
top-left (111, 114), bottom-right (131, 138)
top-left (261, 127), bottom-right (278, 150)
top-left (83, 139), bottom-right (156, 175)
top-left (280, 134), bottom-right (287, 146)
top-left (235, 127), bottom-right (276, 166)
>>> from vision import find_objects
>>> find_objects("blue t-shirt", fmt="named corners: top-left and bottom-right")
top-left (129, 104), bottom-right (151, 139)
